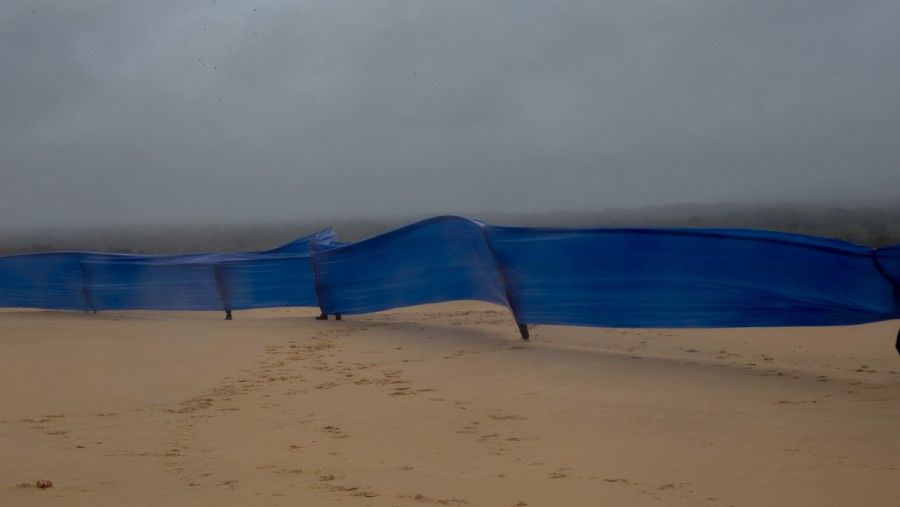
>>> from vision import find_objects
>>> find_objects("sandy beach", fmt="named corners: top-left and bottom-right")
top-left (1, 302), bottom-right (898, 506)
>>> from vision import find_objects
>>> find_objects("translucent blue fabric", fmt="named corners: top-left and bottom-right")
top-left (81, 252), bottom-right (227, 311)
top-left (875, 244), bottom-right (900, 289)
top-left (1, 217), bottom-right (898, 329)
top-left (0, 229), bottom-right (337, 312)
top-left (312, 216), bottom-right (508, 315)
top-left (0, 252), bottom-right (87, 311)
top-left (484, 227), bottom-right (897, 327)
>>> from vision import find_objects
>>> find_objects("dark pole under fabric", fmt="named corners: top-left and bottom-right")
top-left (78, 256), bottom-right (96, 314)
top-left (310, 248), bottom-right (331, 322)
top-left (870, 254), bottom-right (898, 356)
top-left (214, 266), bottom-right (232, 321)
top-left (480, 226), bottom-right (529, 340)
top-left (518, 323), bottom-right (529, 340)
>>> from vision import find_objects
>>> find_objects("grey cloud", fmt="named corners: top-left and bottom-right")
top-left (1, 0), bottom-right (898, 228)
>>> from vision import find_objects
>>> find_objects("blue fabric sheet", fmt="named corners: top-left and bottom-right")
top-left (875, 244), bottom-right (900, 289)
top-left (0, 229), bottom-right (337, 312)
top-left (0, 252), bottom-right (88, 311)
top-left (81, 252), bottom-right (226, 311)
top-left (1, 217), bottom-right (898, 329)
top-left (484, 227), bottom-right (897, 327)
top-left (312, 216), bottom-right (508, 315)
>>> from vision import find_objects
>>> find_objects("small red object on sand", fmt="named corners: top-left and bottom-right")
top-left (36, 479), bottom-right (53, 489)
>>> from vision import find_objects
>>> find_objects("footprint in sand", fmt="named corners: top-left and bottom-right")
top-left (773, 399), bottom-right (818, 405)
top-left (488, 412), bottom-right (527, 421)
top-left (456, 423), bottom-right (478, 435)
top-left (401, 493), bottom-right (469, 504)
top-left (549, 467), bottom-right (570, 479)
top-left (322, 425), bottom-right (348, 439)
top-left (505, 436), bottom-right (534, 442)
top-left (443, 350), bottom-right (481, 360)
top-left (274, 468), bottom-right (303, 475)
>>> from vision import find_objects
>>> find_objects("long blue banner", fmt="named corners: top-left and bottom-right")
top-left (1, 217), bottom-right (898, 331)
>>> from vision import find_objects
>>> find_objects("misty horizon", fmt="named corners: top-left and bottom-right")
top-left (2, 201), bottom-right (898, 255)
top-left (0, 198), bottom-right (898, 230)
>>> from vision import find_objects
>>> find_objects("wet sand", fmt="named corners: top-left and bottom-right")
top-left (1, 302), bottom-right (898, 505)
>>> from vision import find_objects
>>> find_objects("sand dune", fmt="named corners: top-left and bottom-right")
top-left (1, 302), bottom-right (898, 506)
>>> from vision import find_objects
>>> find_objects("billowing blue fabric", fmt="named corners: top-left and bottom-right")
top-left (1, 218), bottom-right (898, 329)
top-left (216, 253), bottom-right (319, 310)
top-left (312, 216), bottom-right (509, 315)
top-left (0, 252), bottom-right (87, 311)
top-left (81, 252), bottom-right (227, 311)
top-left (875, 245), bottom-right (900, 289)
top-left (219, 228), bottom-right (339, 310)
top-left (484, 227), bottom-right (898, 327)
top-left (0, 229), bottom-right (336, 311)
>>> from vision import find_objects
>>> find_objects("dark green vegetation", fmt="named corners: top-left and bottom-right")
top-left (1, 203), bottom-right (898, 255)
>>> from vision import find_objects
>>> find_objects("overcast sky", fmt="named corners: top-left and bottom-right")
top-left (2, 1), bottom-right (898, 228)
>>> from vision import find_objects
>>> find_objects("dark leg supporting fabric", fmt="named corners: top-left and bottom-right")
top-left (518, 323), bottom-right (530, 340)
top-left (315, 312), bottom-right (328, 320)
top-left (335, 313), bottom-right (342, 321)
top-left (225, 309), bottom-right (232, 320)
top-left (895, 327), bottom-right (899, 356)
